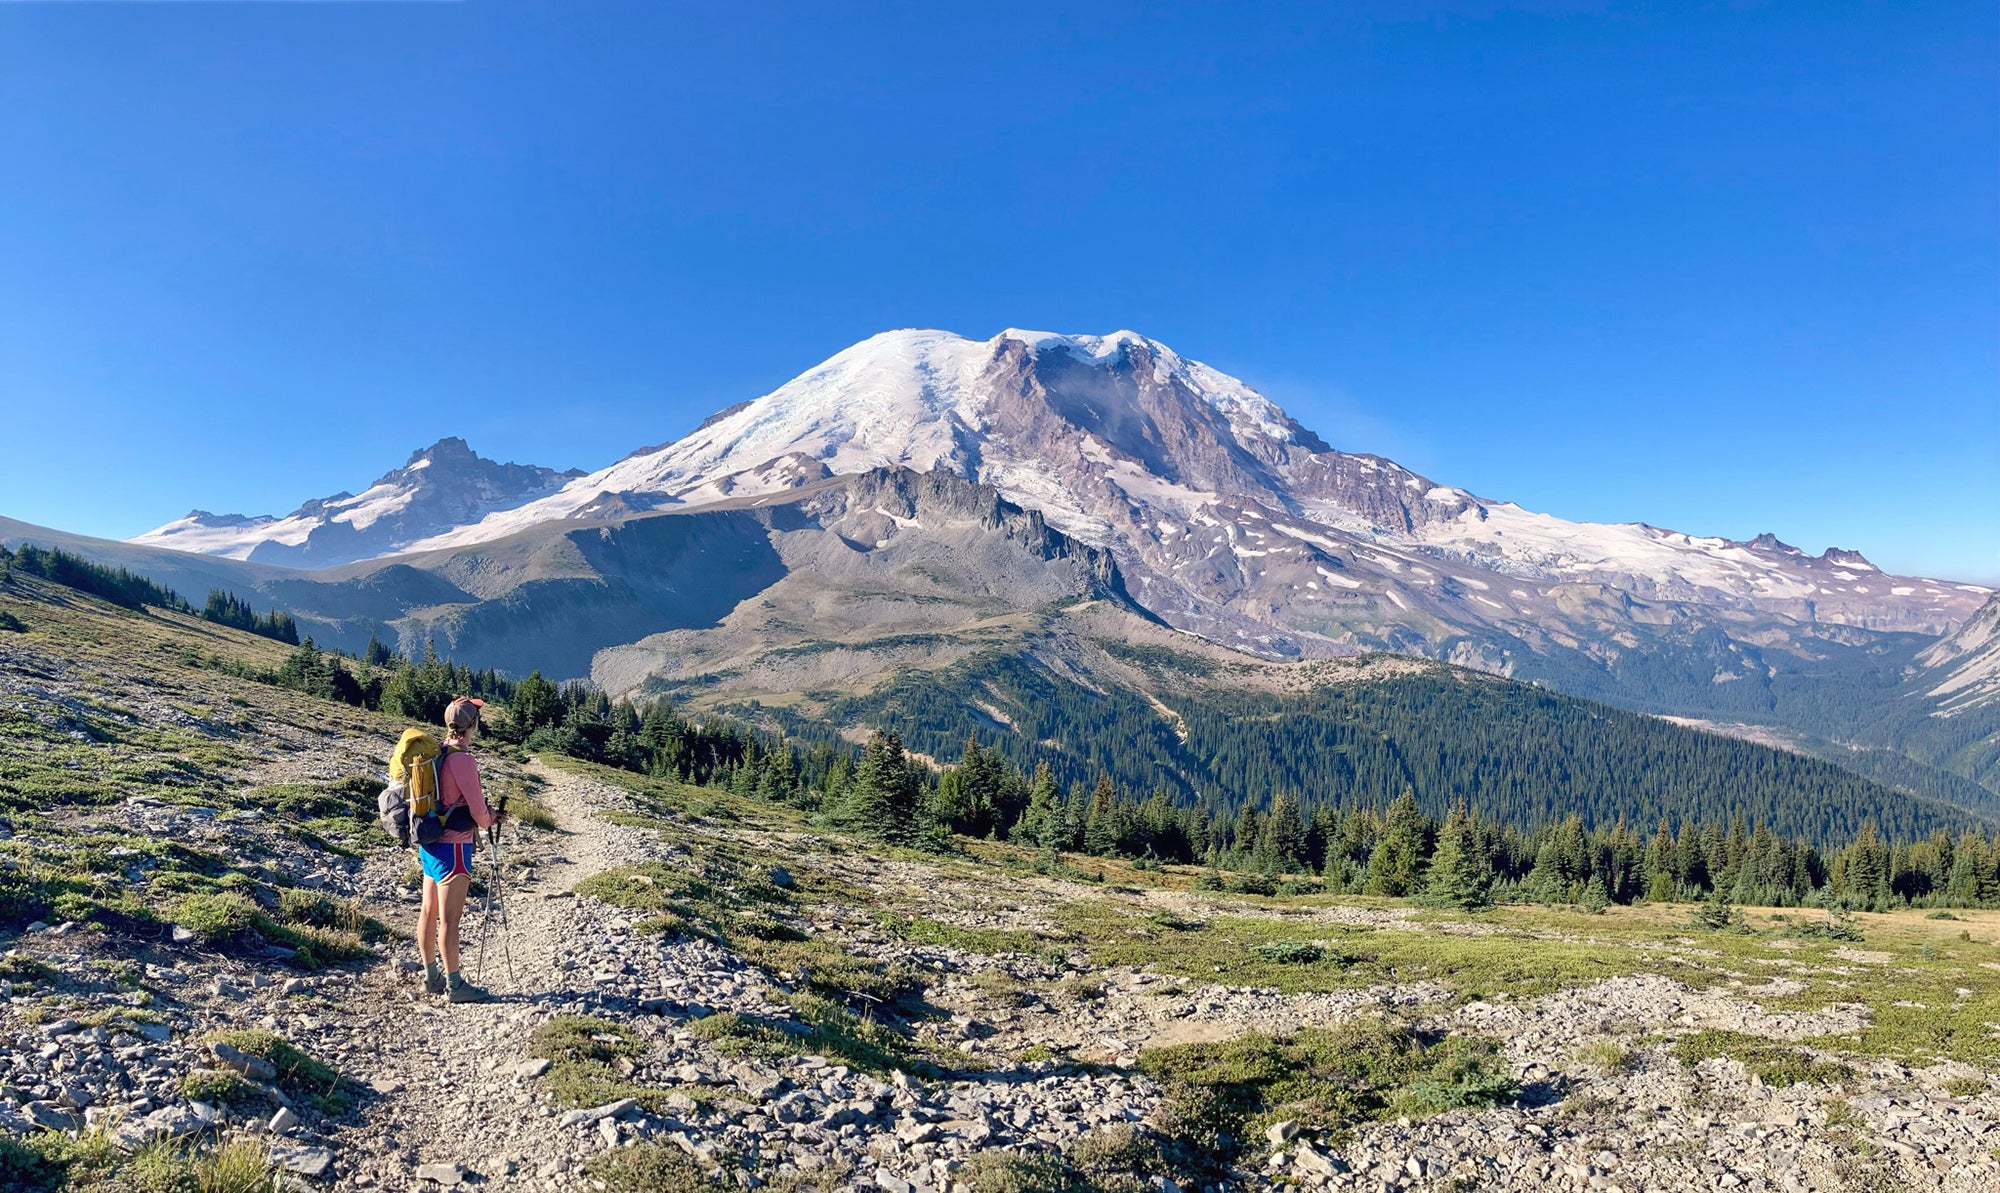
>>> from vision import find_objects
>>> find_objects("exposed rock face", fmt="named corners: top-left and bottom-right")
top-left (1917, 594), bottom-right (2000, 713)
top-left (133, 437), bottom-right (583, 567)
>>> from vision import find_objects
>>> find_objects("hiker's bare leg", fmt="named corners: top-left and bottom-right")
top-left (440, 872), bottom-right (471, 972)
top-left (417, 877), bottom-right (442, 966)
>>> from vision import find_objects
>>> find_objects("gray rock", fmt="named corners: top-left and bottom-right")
top-left (1293, 1146), bottom-right (1347, 1178)
top-left (269, 1106), bottom-right (298, 1133)
top-left (276, 1145), bottom-right (335, 1179)
top-left (135, 1022), bottom-right (171, 1043)
top-left (415, 1161), bottom-right (468, 1186)
top-left (41, 1019), bottom-right (80, 1037)
top-left (559, 1097), bottom-right (638, 1127)
top-left (25, 1101), bottom-right (79, 1130)
top-left (515, 1058), bottom-right (552, 1079)
top-left (169, 926), bottom-right (198, 945)
top-left (597, 1117), bottom-right (621, 1148)
top-left (138, 1105), bottom-right (203, 1140)
top-left (209, 1041), bottom-right (276, 1082)
top-left (1267, 1119), bottom-right (1300, 1146)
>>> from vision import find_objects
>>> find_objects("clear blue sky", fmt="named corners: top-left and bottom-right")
top-left (1, 1), bottom-right (1993, 581)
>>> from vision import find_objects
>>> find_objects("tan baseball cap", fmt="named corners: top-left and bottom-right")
top-left (444, 697), bottom-right (485, 732)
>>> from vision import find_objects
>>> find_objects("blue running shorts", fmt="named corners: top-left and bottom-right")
top-left (418, 841), bottom-right (474, 883)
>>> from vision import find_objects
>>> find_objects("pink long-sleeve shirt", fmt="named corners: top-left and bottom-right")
top-left (437, 749), bottom-right (496, 845)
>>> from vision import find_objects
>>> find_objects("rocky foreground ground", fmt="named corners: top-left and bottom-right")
top-left (3, 590), bottom-right (2000, 1193)
top-left (2, 752), bottom-right (1998, 1193)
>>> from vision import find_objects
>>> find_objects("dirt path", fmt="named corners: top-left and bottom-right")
top-left (328, 761), bottom-right (643, 1193)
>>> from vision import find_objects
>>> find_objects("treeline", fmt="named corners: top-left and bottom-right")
top-left (509, 691), bottom-right (2000, 912)
top-left (189, 634), bottom-right (513, 722)
top-left (201, 590), bottom-right (299, 644)
top-left (0, 544), bottom-right (301, 644)
top-left (923, 735), bottom-right (2000, 911)
top-left (796, 654), bottom-right (1975, 845)
top-left (0, 544), bottom-right (188, 613)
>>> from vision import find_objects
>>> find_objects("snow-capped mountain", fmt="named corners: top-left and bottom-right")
top-left (134, 437), bottom-right (583, 567)
top-left (374, 328), bottom-right (1982, 655)
top-left (134, 329), bottom-right (1988, 663)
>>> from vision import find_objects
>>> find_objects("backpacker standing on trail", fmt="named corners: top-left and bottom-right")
top-left (417, 697), bottom-right (502, 1003)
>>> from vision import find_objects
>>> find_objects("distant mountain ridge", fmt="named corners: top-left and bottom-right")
top-left (132, 330), bottom-right (1986, 645)
top-left (134, 437), bottom-right (582, 567)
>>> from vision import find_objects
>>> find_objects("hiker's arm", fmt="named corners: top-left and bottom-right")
top-left (454, 755), bottom-right (498, 828)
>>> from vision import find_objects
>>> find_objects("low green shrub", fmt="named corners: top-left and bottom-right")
top-left (585, 1145), bottom-right (723, 1193)
top-left (957, 1151), bottom-right (1074, 1193)
top-left (1227, 873), bottom-right (1277, 897)
top-left (1673, 1030), bottom-right (1853, 1088)
top-left (179, 1067), bottom-right (256, 1106)
top-left (1251, 940), bottom-right (1329, 965)
top-left (1138, 1016), bottom-right (1516, 1171)
top-left (529, 1015), bottom-right (660, 1112)
top-left (690, 994), bottom-right (934, 1077)
top-left (171, 892), bottom-right (256, 944)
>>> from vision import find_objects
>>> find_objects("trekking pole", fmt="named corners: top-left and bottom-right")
top-left (477, 796), bottom-right (517, 987)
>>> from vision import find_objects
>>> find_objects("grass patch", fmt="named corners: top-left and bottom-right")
top-left (586, 1144), bottom-right (725, 1192)
top-left (1673, 1030), bottom-right (1854, 1088)
top-left (878, 912), bottom-right (1053, 956)
top-left (528, 1014), bottom-right (671, 1113)
top-left (1138, 1015), bottom-right (1515, 1169)
top-left (509, 792), bottom-right (558, 830)
top-left (0, 1129), bottom-right (270, 1193)
top-left (689, 993), bottom-right (936, 1077)
top-left (1571, 1038), bottom-right (1632, 1075)
top-left (209, 1028), bottom-right (353, 1114)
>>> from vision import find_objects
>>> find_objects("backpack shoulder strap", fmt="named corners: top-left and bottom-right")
top-left (435, 745), bottom-right (459, 804)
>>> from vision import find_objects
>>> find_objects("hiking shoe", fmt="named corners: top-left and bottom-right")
top-left (446, 978), bottom-right (492, 1004)
top-left (424, 967), bottom-right (446, 996)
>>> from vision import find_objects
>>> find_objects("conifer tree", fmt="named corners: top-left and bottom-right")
top-left (1260, 791), bottom-right (1308, 872)
top-left (1426, 804), bottom-right (1494, 910)
top-left (1364, 790), bottom-right (1428, 897)
top-left (1017, 763), bottom-right (1062, 851)
top-left (840, 731), bottom-right (925, 846)
top-left (1083, 774), bottom-right (1118, 856)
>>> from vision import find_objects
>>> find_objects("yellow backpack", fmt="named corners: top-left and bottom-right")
top-left (389, 728), bottom-right (446, 818)
top-left (378, 729), bottom-right (460, 846)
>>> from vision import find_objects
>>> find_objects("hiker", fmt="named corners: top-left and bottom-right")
top-left (416, 696), bottom-right (503, 1003)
